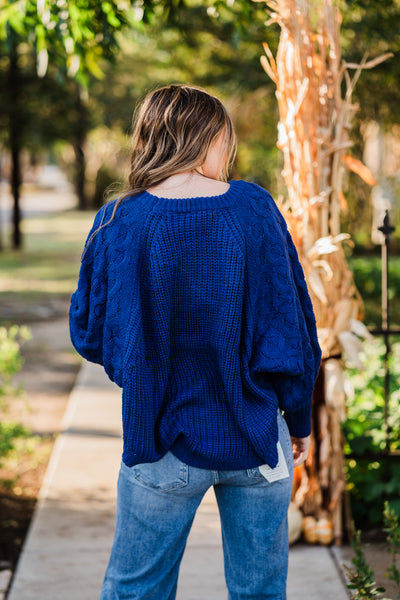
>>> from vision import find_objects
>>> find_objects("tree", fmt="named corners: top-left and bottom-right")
top-left (0, 0), bottom-right (132, 248)
top-left (339, 0), bottom-right (400, 246)
top-left (87, 0), bottom-right (400, 238)
top-left (340, 0), bottom-right (400, 128)
top-left (80, 0), bottom-right (283, 200)
top-left (2, 0), bottom-right (398, 248)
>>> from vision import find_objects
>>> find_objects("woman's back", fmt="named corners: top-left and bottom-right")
top-left (69, 178), bottom-right (320, 471)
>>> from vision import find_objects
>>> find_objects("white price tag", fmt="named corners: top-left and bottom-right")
top-left (258, 441), bottom-right (290, 482)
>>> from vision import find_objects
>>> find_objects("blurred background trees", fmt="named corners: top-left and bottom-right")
top-left (339, 0), bottom-right (400, 249)
top-left (1, 0), bottom-right (399, 248)
top-left (0, 0), bottom-right (133, 247)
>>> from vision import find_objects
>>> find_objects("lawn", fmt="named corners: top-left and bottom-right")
top-left (0, 210), bottom-right (96, 321)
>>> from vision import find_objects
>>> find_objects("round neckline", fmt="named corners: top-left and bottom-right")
top-left (139, 180), bottom-right (243, 213)
top-left (143, 180), bottom-right (234, 202)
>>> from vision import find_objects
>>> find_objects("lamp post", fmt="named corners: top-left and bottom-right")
top-left (377, 210), bottom-right (395, 455)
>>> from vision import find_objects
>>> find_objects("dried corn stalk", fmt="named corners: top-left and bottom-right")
top-left (255, 0), bottom-right (392, 544)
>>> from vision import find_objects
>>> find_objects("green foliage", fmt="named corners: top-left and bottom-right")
top-left (0, 325), bottom-right (31, 399)
top-left (339, 1), bottom-right (400, 248)
top-left (85, 2), bottom-right (281, 197)
top-left (347, 255), bottom-right (400, 328)
top-left (344, 530), bottom-right (387, 599)
top-left (340, 0), bottom-right (400, 130)
top-left (0, 325), bottom-right (32, 464)
top-left (1, 0), bottom-right (399, 240)
top-left (346, 460), bottom-right (400, 527)
top-left (339, 254), bottom-right (400, 529)
top-left (344, 338), bottom-right (400, 453)
top-left (0, 422), bottom-right (31, 467)
top-left (0, 0), bottom-right (141, 234)
top-left (384, 502), bottom-right (400, 598)
top-left (344, 339), bottom-right (400, 527)
top-left (0, 0), bottom-right (133, 84)
top-left (343, 502), bottom-right (400, 600)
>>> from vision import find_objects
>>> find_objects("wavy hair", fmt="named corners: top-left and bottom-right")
top-left (90, 84), bottom-right (237, 241)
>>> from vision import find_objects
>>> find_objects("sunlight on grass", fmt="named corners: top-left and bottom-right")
top-left (23, 211), bottom-right (95, 252)
top-left (0, 279), bottom-right (79, 293)
top-left (0, 210), bottom-right (95, 296)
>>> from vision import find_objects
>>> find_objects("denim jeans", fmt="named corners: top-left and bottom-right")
top-left (100, 409), bottom-right (294, 600)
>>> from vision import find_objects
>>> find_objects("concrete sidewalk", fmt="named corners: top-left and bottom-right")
top-left (8, 362), bottom-right (350, 600)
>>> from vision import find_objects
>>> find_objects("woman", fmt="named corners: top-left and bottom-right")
top-left (69, 84), bottom-right (322, 600)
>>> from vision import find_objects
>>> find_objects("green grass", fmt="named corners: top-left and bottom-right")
top-left (0, 210), bottom-right (95, 299)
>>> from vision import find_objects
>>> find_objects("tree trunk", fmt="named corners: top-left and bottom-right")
top-left (73, 86), bottom-right (88, 210)
top-left (74, 140), bottom-right (87, 210)
top-left (8, 34), bottom-right (22, 249)
top-left (0, 152), bottom-right (4, 251)
top-left (10, 140), bottom-right (22, 249)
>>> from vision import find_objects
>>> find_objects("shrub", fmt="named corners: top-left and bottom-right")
top-left (0, 325), bottom-right (32, 464)
top-left (343, 339), bottom-right (400, 528)
top-left (0, 325), bottom-right (31, 400)
top-left (344, 501), bottom-right (400, 600)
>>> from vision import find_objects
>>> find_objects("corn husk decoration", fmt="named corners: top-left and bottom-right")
top-left (255, 0), bottom-right (392, 544)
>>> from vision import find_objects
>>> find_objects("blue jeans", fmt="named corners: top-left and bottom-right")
top-left (100, 410), bottom-right (294, 600)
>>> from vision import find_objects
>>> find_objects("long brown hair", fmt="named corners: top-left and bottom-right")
top-left (92, 84), bottom-right (237, 239)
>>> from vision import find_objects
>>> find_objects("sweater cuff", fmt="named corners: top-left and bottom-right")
top-left (283, 402), bottom-right (312, 438)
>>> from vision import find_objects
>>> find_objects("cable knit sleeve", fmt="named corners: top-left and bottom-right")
top-left (269, 201), bottom-right (322, 438)
top-left (69, 205), bottom-right (108, 366)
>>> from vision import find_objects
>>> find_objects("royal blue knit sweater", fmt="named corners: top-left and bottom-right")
top-left (69, 179), bottom-right (321, 470)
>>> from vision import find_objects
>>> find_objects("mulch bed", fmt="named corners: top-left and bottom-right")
top-left (0, 436), bottom-right (54, 572)
top-left (0, 493), bottom-right (37, 570)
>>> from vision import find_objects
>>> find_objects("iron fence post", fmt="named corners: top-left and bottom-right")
top-left (377, 210), bottom-right (395, 455)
